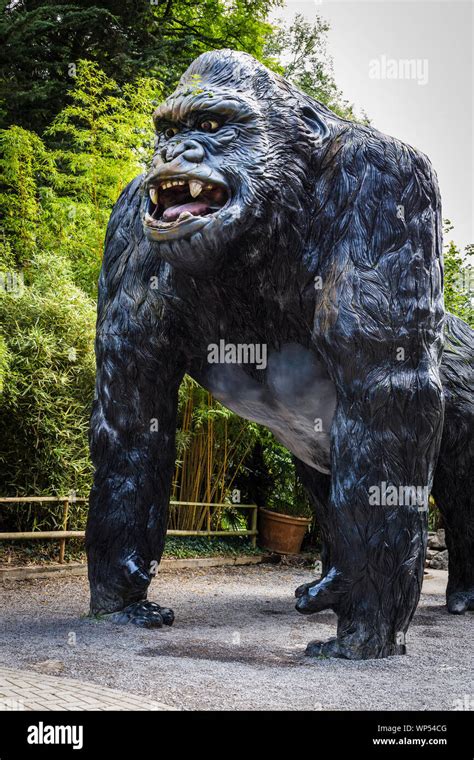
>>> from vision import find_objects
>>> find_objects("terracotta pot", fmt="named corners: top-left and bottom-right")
top-left (258, 507), bottom-right (312, 555)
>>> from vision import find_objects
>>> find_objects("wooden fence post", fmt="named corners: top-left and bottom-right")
top-left (251, 505), bottom-right (258, 548)
top-left (0, 498), bottom-right (258, 547)
top-left (58, 497), bottom-right (70, 564)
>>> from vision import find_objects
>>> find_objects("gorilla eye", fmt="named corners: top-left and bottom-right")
top-left (163, 126), bottom-right (179, 139)
top-left (200, 119), bottom-right (220, 132)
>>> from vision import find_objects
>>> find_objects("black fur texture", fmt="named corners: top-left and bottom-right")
top-left (86, 50), bottom-right (474, 659)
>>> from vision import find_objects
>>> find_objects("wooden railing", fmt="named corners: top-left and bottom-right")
top-left (0, 497), bottom-right (258, 563)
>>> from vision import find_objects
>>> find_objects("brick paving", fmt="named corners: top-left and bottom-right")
top-left (0, 667), bottom-right (174, 711)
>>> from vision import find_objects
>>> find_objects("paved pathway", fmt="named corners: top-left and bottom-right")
top-left (0, 667), bottom-right (174, 711)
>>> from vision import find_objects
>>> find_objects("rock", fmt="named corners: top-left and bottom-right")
top-left (428, 550), bottom-right (449, 570)
top-left (428, 529), bottom-right (446, 550)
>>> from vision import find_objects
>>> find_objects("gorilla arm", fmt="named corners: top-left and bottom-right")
top-left (86, 178), bottom-right (186, 625)
top-left (297, 129), bottom-right (445, 659)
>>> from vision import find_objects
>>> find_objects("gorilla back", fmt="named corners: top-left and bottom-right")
top-left (86, 49), bottom-right (474, 658)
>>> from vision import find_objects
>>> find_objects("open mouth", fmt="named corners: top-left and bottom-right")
top-left (144, 177), bottom-right (229, 230)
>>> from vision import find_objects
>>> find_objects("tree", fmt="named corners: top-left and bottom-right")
top-left (0, 62), bottom-right (159, 295)
top-left (0, 125), bottom-right (57, 272)
top-left (0, 250), bottom-right (96, 516)
top-left (45, 61), bottom-right (160, 293)
top-left (0, 63), bottom-right (159, 516)
top-left (0, 0), bottom-right (282, 133)
top-left (443, 221), bottom-right (473, 326)
top-left (264, 13), bottom-right (365, 121)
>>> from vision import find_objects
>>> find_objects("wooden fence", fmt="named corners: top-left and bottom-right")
top-left (0, 497), bottom-right (258, 563)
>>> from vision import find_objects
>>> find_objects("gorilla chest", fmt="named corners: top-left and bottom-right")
top-left (196, 343), bottom-right (336, 474)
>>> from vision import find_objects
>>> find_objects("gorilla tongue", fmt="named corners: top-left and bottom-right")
top-left (163, 201), bottom-right (210, 222)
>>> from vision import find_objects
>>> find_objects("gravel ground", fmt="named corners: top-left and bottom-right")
top-left (0, 565), bottom-right (472, 711)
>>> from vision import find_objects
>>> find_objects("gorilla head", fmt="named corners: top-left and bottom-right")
top-left (142, 49), bottom-right (331, 273)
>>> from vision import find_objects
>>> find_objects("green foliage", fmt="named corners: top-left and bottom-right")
top-left (0, 332), bottom-right (9, 394)
top-left (163, 536), bottom-right (262, 559)
top-left (0, 251), bottom-right (96, 524)
top-left (215, 506), bottom-right (248, 533)
top-left (245, 430), bottom-right (312, 518)
top-left (1, 63), bottom-right (159, 295)
top-left (0, 126), bottom-right (58, 269)
top-left (0, 61), bottom-right (156, 528)
top-left (0, 536), bottom-right (262, 565)
top-left (173, 374), bottom-right (261, 508)
top-left (44, 61), bottom-right (160, 294)
top-left (0, 0), bottom-right (282, 133)
top-left (264, 13), bottom-right (365, 122)
top-left (443, 221), bottom-right (473, 326)
top-left (45, 61), bottom-right (159, 201)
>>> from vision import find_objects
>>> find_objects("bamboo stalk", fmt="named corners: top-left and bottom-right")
top-left (169, 501), bottom-right (255, 508)
top-left (211, 424), bottom-right (247, 501)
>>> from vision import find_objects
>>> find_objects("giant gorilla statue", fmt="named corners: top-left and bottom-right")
top-left (86, 50), bottom-right (474, 659)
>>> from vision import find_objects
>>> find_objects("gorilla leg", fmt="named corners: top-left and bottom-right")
top-left (86, 327), bottom-right (184, 627)
top-left (432, 414), bottom-right (474, 614)
top-left (294, 139), bottom-right (445, 657)
top-left (293, 460), bottom-right (331, 597)
top-left (296, 371), bottom-right (443, 660)
top-left (433, 464), bottom-right (474, 615)
top-left (431, 315), bottom-right (474, 614)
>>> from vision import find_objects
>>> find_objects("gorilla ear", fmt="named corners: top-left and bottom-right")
top-left (300, 105), bottom-right (330, 147)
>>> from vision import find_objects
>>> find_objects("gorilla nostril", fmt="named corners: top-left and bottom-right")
top-left (162, 139), bottom-right (205, 164)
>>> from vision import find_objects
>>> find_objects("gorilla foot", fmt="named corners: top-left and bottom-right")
top-left (447, 588), bottom-right (474, 615)
top-left (305, 635), bottom-right (406, 660)
top-left (295, 578), bottom-right (320, 598)
top-left (100, 601), bottom-right (175, 629)
top-left (295, 567), bottom-right (347, 614)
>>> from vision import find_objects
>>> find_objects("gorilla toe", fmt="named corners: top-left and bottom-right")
top-left (295, 567), bottom-right (346, 614)
top-left (447, 589), bottom-right (474, 615)
top-left (102, 600), bottom-right (175, 628)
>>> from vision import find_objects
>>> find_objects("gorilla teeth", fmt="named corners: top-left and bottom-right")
top-left (189, 180), bottom-right (204, 198)
top-left (145, 213), bottom-right (174, 228)
top-left (149, 187), bottom-right (159, 205)
top-left (160, 180), bottom-right (186, 190)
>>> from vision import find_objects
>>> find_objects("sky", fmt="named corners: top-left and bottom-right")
top-left (273, 0), bottom-right (473, 253)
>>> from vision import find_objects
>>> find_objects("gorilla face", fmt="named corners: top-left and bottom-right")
top-left (142, 84), bottom-right (268, 271)
top-left (141, 50), bottom-right (330, 273)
